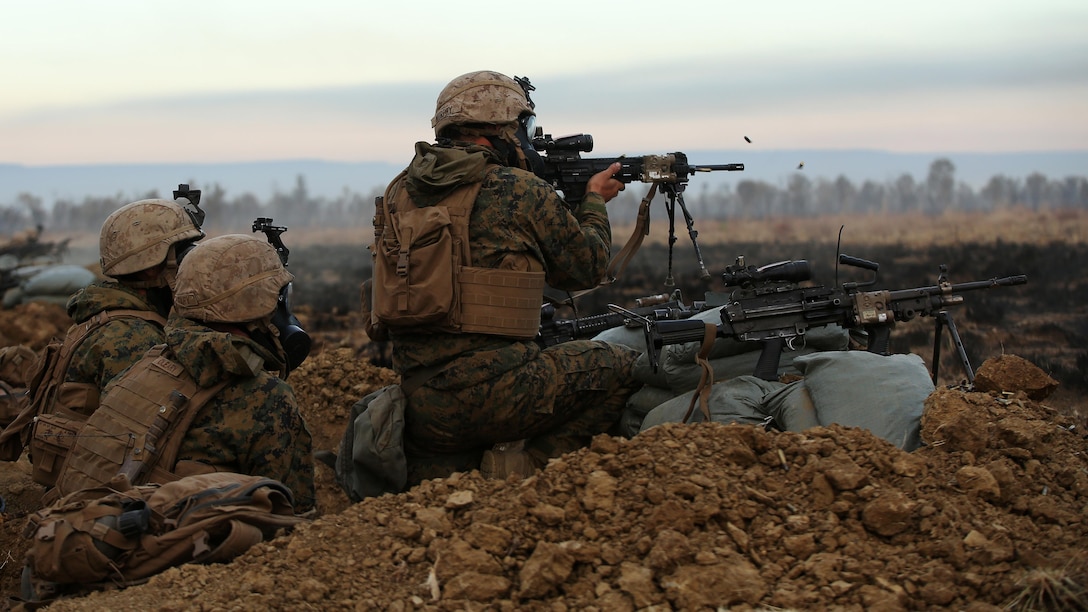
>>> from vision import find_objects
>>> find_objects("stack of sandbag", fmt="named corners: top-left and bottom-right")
top-left (637, 350), bottom-right (935, 452)
top-left (2, 264), bottom-right (96, 308)
top-left (593, 304), bottom-right (850, 437)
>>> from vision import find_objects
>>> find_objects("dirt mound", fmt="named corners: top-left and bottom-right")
top-left (287, 346), bottom-right (399, 515)
top-left (2, 352), bottom-right (1083, 611)
top-left (0, 302), bottom-right (71, 349)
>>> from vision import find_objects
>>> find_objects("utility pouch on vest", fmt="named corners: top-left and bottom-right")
top-left (28, 413), bottom-right (82, 485)
top-left (368, 166), bottom-right (545, 339)
top-left (459, 267), bottom-right (545, 338)
top-left (359, 278), bottom-right (389, 342)
top-left (373, 203), bottom-right (457, 327)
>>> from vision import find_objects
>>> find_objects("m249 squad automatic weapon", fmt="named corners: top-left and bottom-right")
top-left (605, 255), bottom-right (1026, 384)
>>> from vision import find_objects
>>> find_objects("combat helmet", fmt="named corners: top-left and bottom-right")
top-left (172, 234), bottom-right (292, 324)
top-left (432, 70), bottom-right (534, 136)
top-left (99, 199), bottom-right (204, 279)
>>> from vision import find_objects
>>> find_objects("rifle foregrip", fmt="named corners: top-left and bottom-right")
top-left (654, 320), bottom-right (717, 347)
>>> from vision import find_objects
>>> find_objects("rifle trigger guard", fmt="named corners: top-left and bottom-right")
top-left (785, 335), bottom-right (804, 351)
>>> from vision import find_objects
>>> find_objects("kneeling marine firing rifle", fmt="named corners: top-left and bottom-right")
top-left (514, 75), bottom-right (744, 286)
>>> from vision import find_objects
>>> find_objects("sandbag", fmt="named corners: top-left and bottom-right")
top-left (639, 376), bottom-right (783, 432)
top-left (793, 351), bottom-right (933, 451)
top-left (618, 385), bottom-right (677, 438)
top-left (21, 265), bottom-right (96, 296)
top-left (761, 380), bottom-right (820, 432)
top-left (591, 324), bottom-right (647, 351)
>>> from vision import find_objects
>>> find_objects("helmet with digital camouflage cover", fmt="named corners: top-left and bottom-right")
top-left (99, 199), bottom-right (204, 282)
top-left (172, 234), bottom-right (292, 324)
top-left (432, 70), bottom-right (535, 137)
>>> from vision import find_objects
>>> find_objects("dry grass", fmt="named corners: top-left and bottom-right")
top-left (260, 207), bottom-right (1088, 248)
top-left (619, 207), bottom-right (1088, 249)
top-left (1003, 557), bottom-right (1088, 611)
top-left (41, 207), bottom-right (1088, 258)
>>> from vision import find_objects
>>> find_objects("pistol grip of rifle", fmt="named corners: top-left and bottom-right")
top-left (753, 337), bottom-right (786, 381)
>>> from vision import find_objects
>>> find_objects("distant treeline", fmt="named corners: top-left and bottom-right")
top-left (3, 158), bottom-right (1086, 235)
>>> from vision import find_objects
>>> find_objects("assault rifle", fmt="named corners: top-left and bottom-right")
top-left (531, 133), bottom-right (744, 205)
top-left (531, 132), bottom-right (744, 282)
top-left (623, 255), bottom-right (1026, 384)
top-left (536, 290), bottom-right (705, 347)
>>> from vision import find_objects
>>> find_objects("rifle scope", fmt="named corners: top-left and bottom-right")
top-left (532, 133), bottom-right (594, 154)
top-left (722, 260), bottom-right (811, 287)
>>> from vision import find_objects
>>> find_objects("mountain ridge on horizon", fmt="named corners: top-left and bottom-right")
top-left (2, 149), bottom-right (1085, 207)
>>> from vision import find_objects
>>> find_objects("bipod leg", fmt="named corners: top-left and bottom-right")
top-left (663, 185), bottom-right (677, 287)
top-left (665, 184), bottom-right (710, 279)
top-left (934, 311), bottom-right (975, 385)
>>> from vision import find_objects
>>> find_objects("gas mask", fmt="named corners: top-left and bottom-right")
top-left (515, 113), bottom-right (547, 177)
top-left (270, 281), bottom-right (311, 374)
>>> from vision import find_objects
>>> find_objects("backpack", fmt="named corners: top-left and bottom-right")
top-left (21, 471), bottom-right (307, 603)
top-left (333, 384), bottom-right (409, 501)
top-left (45, 343), bottom-right (231, 503)
top-left (366, 167), bottom-right (545, 339)
top-left (0, 308), bottom-right (166, 465)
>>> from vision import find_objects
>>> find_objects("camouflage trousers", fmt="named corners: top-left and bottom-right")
top-left (402, 340), bottom-right (641, 484)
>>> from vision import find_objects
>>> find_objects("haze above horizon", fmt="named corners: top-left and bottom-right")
top-left (3, 0), bottom-right (1086, 167)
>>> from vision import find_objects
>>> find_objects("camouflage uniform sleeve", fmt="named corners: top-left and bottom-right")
top-left (180, 375), bottom-right (316, 513)
top-left (522, 177), bottom-right (613, 290)
top-left (241, 379), bottom-right (316, 513)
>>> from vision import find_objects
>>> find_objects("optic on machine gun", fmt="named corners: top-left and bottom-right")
top-left (722, 258), bottom-right (812, 288)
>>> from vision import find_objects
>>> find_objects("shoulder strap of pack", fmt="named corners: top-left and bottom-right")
top-left (444, 164), bottom-right (499, 264)
top-left (0, 309), bottom-right (168, 460)
top-left (144, 376), bottom-right (232, 485)
top-left (29, 308), bottom-right (167, 404)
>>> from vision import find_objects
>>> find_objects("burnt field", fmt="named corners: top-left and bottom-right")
top-left (285, 236), bottom-right (1087, 397)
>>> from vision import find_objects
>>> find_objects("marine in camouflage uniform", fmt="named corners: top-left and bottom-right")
top-left (164, 312), bottom-right (316, 513)
top-left (164, 233), bottom-right (315, 512)
top-left (383, 71), bottom-right (642, 483)
top-left (58, 197), bottom-right (203, 415)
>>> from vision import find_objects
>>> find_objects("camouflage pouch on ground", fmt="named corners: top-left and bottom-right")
top-left (334, 384), bottom-right (408, 501)
top-left (20, 471), bottom-right (307, 605)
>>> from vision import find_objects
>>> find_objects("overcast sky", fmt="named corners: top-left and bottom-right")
top-left (2, 0), bottom-right (1086, 167)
